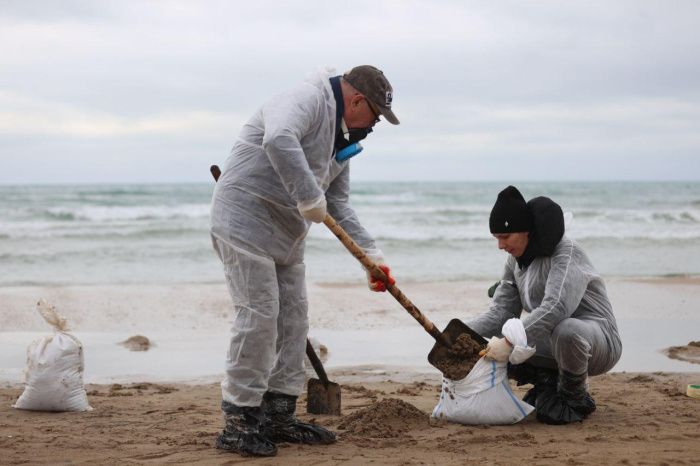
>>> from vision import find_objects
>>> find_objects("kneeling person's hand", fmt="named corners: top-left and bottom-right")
top-left (483, 336), bottom-right (513, 362)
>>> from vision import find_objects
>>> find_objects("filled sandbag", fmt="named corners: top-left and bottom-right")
top-left (431, 357), bottom-right (533, 425)
top-left (13, 299), bottom-right (92, 412)
top-left (431, 318), bottom-right (535, 425)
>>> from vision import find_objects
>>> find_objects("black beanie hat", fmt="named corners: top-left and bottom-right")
top-left (489, 185), bottom-right (533, 234)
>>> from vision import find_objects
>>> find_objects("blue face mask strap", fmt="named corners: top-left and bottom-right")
top-left (335, 142), bottom-right (363, 162)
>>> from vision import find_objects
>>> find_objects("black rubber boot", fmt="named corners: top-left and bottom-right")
top-left (559, 370), bottom-right (596, 416)
top-left (535, 370), bottom-right (596, 425)
top-left (507, 363), bottom-right (558, 406)
top-left (216, 402), bottom-right (277, 457)
top-left (261, 392), bottom-right (336, 445)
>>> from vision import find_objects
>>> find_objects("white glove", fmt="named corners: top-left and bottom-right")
top-left (483, 336), bottom-right (513, 362)
top-left (501, 318), bottom-right (536, 364)
top-left (297, 195), bottom-right (327, 224)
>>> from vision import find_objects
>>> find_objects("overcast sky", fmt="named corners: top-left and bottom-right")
top-left (1, 0), bottom-right (699, 183)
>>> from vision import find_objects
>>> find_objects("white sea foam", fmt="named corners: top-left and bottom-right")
top-left (44, 203), bottom-right (209, 222)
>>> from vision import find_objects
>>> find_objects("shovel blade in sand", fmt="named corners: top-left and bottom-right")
top-left (307, 378), bottom-right (342, 415)
top-left (305, 339), bottom-right (342, 415)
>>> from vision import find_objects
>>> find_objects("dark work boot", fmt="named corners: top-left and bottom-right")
top-left (535, 370), bottom-right (596, 425)
top-left (216, 401), bottom-right (277, 457)
top-left (261, 391), bottom-right (336, 445)
top-left (559, 370), bottom-right (596, 416)
top-left (508, 363), bottom-right (558, 406)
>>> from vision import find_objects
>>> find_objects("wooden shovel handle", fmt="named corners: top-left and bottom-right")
top-left (306, 339), bottom-right (330, 386)
top-left (323, 214), bottom-right (451, 348)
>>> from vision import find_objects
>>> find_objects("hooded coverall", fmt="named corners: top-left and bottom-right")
top-left (210, 68), bottom-right (381, 407)
top-left (468, 236), bottom-right (622, 376)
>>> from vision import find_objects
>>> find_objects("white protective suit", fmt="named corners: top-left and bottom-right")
top-left (468, 236), bottom-right (622, 376)
top-left (211, 68), bottom-right (382, 407)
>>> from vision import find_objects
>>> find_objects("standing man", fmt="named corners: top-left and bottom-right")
top-left (210, 66), bottom-right (399, 456)
top-left (470, 186), bottom-right (622, 425)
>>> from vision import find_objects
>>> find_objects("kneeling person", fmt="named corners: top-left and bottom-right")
top-left (470, 186), bottom-right (622, 424)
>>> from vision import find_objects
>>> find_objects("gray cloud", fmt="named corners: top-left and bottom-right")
top-left (1, 0), bottom-right (699, 183)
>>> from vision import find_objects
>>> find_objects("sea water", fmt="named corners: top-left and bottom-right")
top-left (2, 182), bottom-right (699, 381)
top-left (1, 181), bottom-right (699, 286)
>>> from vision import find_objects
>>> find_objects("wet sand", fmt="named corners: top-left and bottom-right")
top-left (2, 370), bottom-right (699, 465)
top-left (2, 277), bottom-right (700, 385)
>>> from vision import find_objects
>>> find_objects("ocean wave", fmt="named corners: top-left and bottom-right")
top-left (42, 204), bottom-right (210, 222)
top-left (75, 187), bottom-right (159, 196)
top-left (651, 211), bottom-right (699, 223)
top-left (561, 209), bottom-right (699, 224)
top-left (353, 206), bottom-right (699, 227)
top-left (44, 210), bottom-right (80, 221)
top-left (5, 228), bottom-right (206, 240)
top-left (0, 241), bottom-right (212, 262)
top-left (571, 233), bottom-right (700, 241)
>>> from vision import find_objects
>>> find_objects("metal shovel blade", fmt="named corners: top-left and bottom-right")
top-left (427, 319), bottom-right (488, 377)
top-left (307, 378), bottom-right (342, 415)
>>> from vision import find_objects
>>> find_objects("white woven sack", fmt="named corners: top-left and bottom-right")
top-left (13, 300), bottom-right (92, 412)
top-left (431, 358), bottom-right (534, 425)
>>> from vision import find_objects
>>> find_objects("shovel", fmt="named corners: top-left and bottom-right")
top-left (305, 340), bottom-right (341, 415)
top-left (209, 165), bottom-right (342, 415)
top-left (322, 214), bottom-right (487, 373)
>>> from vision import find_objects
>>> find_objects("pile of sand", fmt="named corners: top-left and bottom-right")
top-left (337, 398), bottom-right (429, 438)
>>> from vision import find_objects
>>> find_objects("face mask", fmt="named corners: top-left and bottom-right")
top-left (341, 118), bottom-right (372, 144)
top-left (346, 126), bottom-right (372, 143)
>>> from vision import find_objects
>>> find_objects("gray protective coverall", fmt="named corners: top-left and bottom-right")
top-left (210, 68), bottom-right (381, 407)
top-left (468, 236), bottom-right (622, 376)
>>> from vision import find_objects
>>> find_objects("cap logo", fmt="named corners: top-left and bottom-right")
top-left (504, 221), bottom-right (509, 227)
top-left (385, 91), bottom-right (393, 107)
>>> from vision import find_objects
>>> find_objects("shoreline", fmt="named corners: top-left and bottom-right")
top-left (2, 276), bottom-right (699, 330)
top-left (3, 273), bottom-right (700, 288)
top-left (1, 276), bottom-right (699, 386)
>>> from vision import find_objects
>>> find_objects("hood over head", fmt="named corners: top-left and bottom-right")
top-left (517, 196), bottom-right (565, 268)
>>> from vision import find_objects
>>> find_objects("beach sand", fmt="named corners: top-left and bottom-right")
top-left (1, 371), bottom-right (699, 465)
top-left (1, 277), bottom-right (699, 464)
